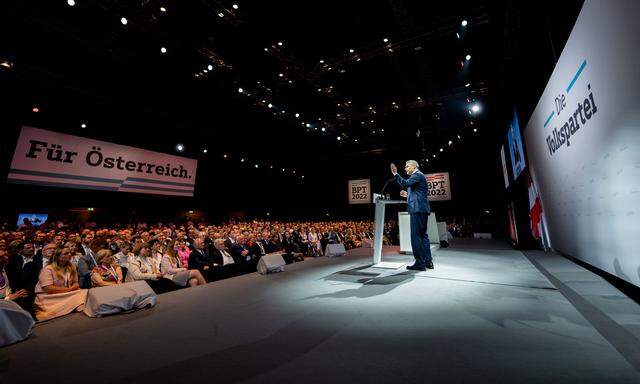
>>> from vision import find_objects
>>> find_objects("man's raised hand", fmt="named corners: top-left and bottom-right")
top-left (390, 163), bottom-right (398, 175)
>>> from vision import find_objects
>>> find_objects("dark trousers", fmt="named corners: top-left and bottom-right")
top-left (410, 212), bottom-right (432, 267)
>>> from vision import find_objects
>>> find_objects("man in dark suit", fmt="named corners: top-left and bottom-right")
top-left (188, 237), bottom-right (216, 281)
top-left (6, 242), bottom-right (43, 313)
top-left (209, 238), bottom-right (241, 279)
top-left (392, 160), bottom-right (434, 271)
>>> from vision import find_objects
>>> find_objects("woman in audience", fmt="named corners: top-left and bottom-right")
top-left (161, 240), bottom-right (206, 287)
top-left (126, 242), bottom-right (173, 293)
top-left (176, 238), bottom-right (192, 268)
top-left (34, 246), bottom-right (87, 321)
top-left (307, 228), bottom-right (321, 256)
top-left (91, 249), bottom-right (123, 287)
top-left (63, 240), bottom-right (82, 267)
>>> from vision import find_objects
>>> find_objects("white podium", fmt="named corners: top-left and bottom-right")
top-left (372, 195), bottom-right (406, 269)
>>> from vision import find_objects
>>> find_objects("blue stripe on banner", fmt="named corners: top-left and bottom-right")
top-left (7, 178), bottom-right (120, 191)
top-left (9, 168), bottom-right (123, 184)
top-left (125, 177), bottom-right (195, 188)
top-left (566, 59), bottom-right (587, 93)
top-left (543, 110), bottom-right (555, 128)
top-left (119, 184), bottom-right (194, 194)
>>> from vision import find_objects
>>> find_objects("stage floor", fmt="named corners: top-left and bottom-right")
top-left (2, 239), bottom-right (640, 383)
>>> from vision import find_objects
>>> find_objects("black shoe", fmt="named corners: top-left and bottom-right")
top-left (406, 265), bottom-right (426, 271)
top-left (426, 261), bottom-right (434, 269)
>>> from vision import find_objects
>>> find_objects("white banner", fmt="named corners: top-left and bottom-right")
top-left (348, 179), bottom-right (371, 204)
top-left (425, 172), bottom-right (451, 201)
top-left (523, 0), bottom-right (640, 286)
top-left (8, 126), bottom-right (198, 197)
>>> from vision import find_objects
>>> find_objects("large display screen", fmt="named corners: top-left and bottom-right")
top-left (507, 108), bottom-right (526, 180)
top-left (17, 213), bottom-right (48, 227)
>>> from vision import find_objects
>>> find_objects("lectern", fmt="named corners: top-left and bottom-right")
top-left (372, 194), bottom-right (406, 269)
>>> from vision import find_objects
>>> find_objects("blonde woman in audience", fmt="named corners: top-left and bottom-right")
top-left (161, 240), bottom-right (206, 287)
top-left (34, 247), bottom-right (87, 321)
top-left (91, 249), bottom-right (123, 287)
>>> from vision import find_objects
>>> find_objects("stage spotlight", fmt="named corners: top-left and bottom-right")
top-left (448, 140), bottom-right (452, 145)
top-left (232, 4), bottom-right (239, 10)
top-left (160, 47), bottom-right (167, 53)
top-left (466, 54), bottom-right (471, 61)
top-left (461, 20), bottom-right (468, 27)
top-left (218, 12), bottom-right (224, 17)
top-left (349, 49), bottom-right (354, 53)
top-left (32, 106), bottom-right (39, 113)
top-left (473, 128), bottom-right (478, 132)
top-left (279, 73), bottom-right (284, 77)
top-left (471, 103), bottom-right (480, 113)
top-left (268, 103), bottom-right (273, 108)
top-left (207, 64), bottom-right (213, 71)
top-left (81, 123), bottom-right (87, 129)
top-left (238, 87), bottom-right (243, 93)
top-left (321, 127), bottom-right (326, 132)
top-left (254, 164), bottom-right (259, 168)
top-left (120, 17), bottom-right (128, 25)
top-left (306, 123), bottom-right (311, 128)
top-left (223, 154), bottom-right (228, 159)
top-left (295, 113), bottom-right (300, 118)
top-left (67, 0), bottom-right (75, 6)
top-left (440, 148), bottom-right (444, 152)
top-left (465, 83), bottom-right (470, 87)
top-left (319, 59), bottom-right (324, 64)
top-left (176, 144), bottom-right (184, 152)
top-left (281, 168), bottom-right (285, 172)
top-left (457, 135), bottom-right (461, 139)
top-left (277, 41), bottom-right (283, 46)
top-left (241, 158), bottom-right (245, 162)
top-left (383, 38), bottom-right (389, 43)
top-left (160, 6), bottom-right (166, 12)
top-left (337, 136), bottom-right (341, 141)
top-left (203, 69), bottom-right (208, 73)
top-left (203, 149), bottom-right (208, 154)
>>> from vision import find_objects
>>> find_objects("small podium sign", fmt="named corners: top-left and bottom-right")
top-left (348, 179), bottom-right (371, 204)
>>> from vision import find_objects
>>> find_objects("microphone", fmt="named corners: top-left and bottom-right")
top-left (380, 177), bottom-right (396, 199)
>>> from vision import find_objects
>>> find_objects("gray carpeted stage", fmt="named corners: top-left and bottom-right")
top-left (2, 239), bottom-right (640, 383)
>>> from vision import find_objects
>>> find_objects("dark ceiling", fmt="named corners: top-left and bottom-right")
top-left (0, 0), bottom-right (584, 221)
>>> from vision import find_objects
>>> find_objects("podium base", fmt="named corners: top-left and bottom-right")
top-left (372, 262), bottom-right (406, 269)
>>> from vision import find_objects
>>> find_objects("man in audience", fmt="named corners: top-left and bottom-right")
top-left (6, 242), bottom-right (42, 314)
top-left (188, 237), bottom-right (215, 281)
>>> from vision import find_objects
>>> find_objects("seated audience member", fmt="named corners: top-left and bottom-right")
top-left (112, 242), bottom-right (132, 281)
top-left (176, 238), bottom-right (191, 268)
top-left (34, 247), bottom-right (87, 321)
top-left (126, 242), bottom-right (173, 293)
top-left (188, 237), bottom-right (216, 281)
top-left (41, 243), bottom-right (57, 269)
top-left (161, 241), bottom-right (206, 287)
top-left (76, 233), bottom-right (98, 289)
top-left (1, 249), bottom-right (29, 301)
top-left (91, 249), bottom-right (123, 287)
top-left (210, 238), bottom-right (241, 279)
top-left (6, 242), bottom-right (43, 314)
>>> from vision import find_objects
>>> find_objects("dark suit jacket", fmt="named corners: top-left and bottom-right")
top-left (6, 253), bottom-right (43, 292)
top-left (188, 248), bottom-right (213, 272)
top-left (395, 170), bottom-right (431, 214)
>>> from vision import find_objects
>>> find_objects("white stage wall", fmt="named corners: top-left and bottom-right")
top-left (523, 0), bottom-right (640, 286)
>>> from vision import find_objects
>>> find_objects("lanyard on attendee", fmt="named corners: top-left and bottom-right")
top-left (102, 265), bottom-right (117, 281)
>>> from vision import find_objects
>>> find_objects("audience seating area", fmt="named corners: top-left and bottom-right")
top-left (0, 217), bottom-right (397, 346)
